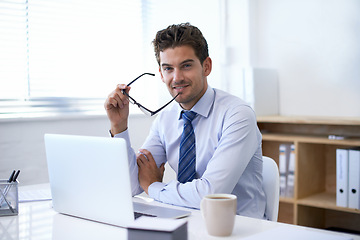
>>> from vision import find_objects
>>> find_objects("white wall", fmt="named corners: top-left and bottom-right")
top-left (252, 0), bottom-right (360, 117)
top-left (224, 0), bottom-right (360, 117)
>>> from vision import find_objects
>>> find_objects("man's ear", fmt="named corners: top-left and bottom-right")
top-left (159, 67), bottom-right (165, 83)
top-left (203, 57), bottom-right (212, 77)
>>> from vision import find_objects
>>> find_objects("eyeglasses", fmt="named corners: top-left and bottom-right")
top-left (122, 73), bottom-right (179, 116)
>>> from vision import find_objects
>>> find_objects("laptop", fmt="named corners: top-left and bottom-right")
top-left (44, 134), bottom-right (190, 227)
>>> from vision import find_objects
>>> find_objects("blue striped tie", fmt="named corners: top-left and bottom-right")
top-left (178, 111), bottom-right (197, 183)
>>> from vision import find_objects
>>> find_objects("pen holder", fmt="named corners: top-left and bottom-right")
top-left (0, 179), bottom-right (19, 216)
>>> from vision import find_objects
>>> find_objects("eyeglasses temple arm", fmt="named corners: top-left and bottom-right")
top-left (127, 73), bottom-right (155, 86)
top-left (152, 93), bottom-right (180, 116)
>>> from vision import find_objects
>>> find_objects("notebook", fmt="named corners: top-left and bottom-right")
top-left (44, 134), bottom-right (190, 227)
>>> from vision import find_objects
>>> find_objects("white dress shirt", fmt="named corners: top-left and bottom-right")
top-left (115, 86), bottom-right (266, 219)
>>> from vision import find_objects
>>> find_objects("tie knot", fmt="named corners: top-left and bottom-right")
top-left (182, 111), bottom-right (196, 124)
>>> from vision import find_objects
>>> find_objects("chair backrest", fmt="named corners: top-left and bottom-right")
top-left (262, 156), bottom-right (280, 221)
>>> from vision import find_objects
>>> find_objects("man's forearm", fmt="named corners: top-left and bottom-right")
top-left (110, 122), bottom-right (128, 137)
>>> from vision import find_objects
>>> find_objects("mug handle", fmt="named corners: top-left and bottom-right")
top-left (233, 197), bottom-right (237, 213)
top-left (200, 198), bottom-right (206, 218)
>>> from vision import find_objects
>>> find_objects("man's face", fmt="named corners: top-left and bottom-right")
top-left (159, 45), bottom-right (212, 110)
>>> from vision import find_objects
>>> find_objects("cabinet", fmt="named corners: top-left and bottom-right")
top-left (257, 116), bottom-right (360, 233)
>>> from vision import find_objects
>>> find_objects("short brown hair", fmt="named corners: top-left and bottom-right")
top-left (152, 23), bottom-right (209, 65)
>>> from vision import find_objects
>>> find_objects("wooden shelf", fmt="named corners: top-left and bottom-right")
top-left (279, 197), bottom-right (295, 204)
top-left (262, 133), bottom-right (360, 146)
top-left (297, 192), bottom-right (360, 214)
top-left (258, 115), bottom-right (360, 232)
top-left (257, 115), bottom-right (360, 126)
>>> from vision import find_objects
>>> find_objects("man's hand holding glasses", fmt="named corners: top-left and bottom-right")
top-left (105, 83), bottom-right (131, 136)
top-left (105, 73), bottom-right (179, 136)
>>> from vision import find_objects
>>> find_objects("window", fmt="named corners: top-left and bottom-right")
top-left (0, 0), bottom-right (221, 118)
top-left (0, 0), bottom-right (143, 117)
top-left (0, 0), bottom-right (28, 100)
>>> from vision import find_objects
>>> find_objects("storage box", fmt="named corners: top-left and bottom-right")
top-left (0, 180), bottom-right (19, 216)
top-left (128, 216), bottom-right (187, 240)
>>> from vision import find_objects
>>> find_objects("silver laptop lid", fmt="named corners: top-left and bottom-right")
top-left (44, 134), bottom-right (134, 227)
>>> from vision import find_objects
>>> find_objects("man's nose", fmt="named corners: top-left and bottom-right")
top-left (173, 69), bottom-right (184, 81)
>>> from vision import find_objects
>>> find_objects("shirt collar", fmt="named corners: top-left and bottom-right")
top-left (177, 85), bottom-right (215, 120)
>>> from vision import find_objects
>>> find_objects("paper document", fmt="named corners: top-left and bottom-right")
top-left (19, 188), bottom-right (52, 202)
top-left (128, 216), bottom-right (187, 232)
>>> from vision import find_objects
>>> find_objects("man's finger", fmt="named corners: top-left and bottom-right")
top-left (137, 151), bottom-right (149, 161)
top-left (137, 155), bottom-right (148, 165)
top-left (160, 163), bottom-right (165, 174)
top-left (138, 149), bottom-right (155, 162)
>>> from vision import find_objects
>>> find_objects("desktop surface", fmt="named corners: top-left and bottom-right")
top-left (0, 185), bottom-right (359, 240)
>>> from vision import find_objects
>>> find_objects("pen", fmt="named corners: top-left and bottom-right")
top-left (12, 170), bottom-right (20, 182)
top-left (8, 170), bottom-right (16, 183)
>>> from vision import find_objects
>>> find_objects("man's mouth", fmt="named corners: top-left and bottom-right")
top-left (173, 84), bottom-right (189, 91)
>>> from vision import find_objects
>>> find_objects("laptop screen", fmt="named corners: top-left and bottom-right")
top-left (45, 134), bottom-right (135, 227)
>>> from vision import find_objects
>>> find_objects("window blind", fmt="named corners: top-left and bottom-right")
top-left (0, 0), bottom-right (28, 100)
top-left (27, 0), bottom-right (142, 98)
top-left (0, 0), bottom-right (221, 118)
top-left (0, 0), bottom-right (143, 117)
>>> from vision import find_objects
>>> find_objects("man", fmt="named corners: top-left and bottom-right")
top-left (104, 23), bottom-right (266, 219)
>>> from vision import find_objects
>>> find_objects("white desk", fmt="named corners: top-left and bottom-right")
top-left (0, 185), bottom-right (359, 240)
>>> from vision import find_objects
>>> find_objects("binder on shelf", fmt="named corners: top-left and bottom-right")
top-left (286, 144), bottom-right (295, 198)
top-left (279, 144), bottom-right (289, 197)
top-left (336, 149), bottom-right (349, 208)
top-left (348, 149), bottom-right (360, 209)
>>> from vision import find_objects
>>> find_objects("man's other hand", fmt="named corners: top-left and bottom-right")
top-left (136, 149), bottom-right (165, 194)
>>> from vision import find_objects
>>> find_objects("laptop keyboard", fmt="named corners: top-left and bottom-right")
top-left (134, 211), bottom-right (156, 219)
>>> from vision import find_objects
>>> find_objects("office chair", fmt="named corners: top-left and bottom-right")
top-left (262, 156), bottom-right (280, 221)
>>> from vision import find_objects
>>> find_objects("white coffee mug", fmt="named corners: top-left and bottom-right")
top-left (200, 193), bottom-right (237, 236)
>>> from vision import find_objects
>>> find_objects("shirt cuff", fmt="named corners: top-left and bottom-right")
top-left (148, 181), bottom-right (166, 200)
top-left (110, 129), bottom-right (131, 142)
